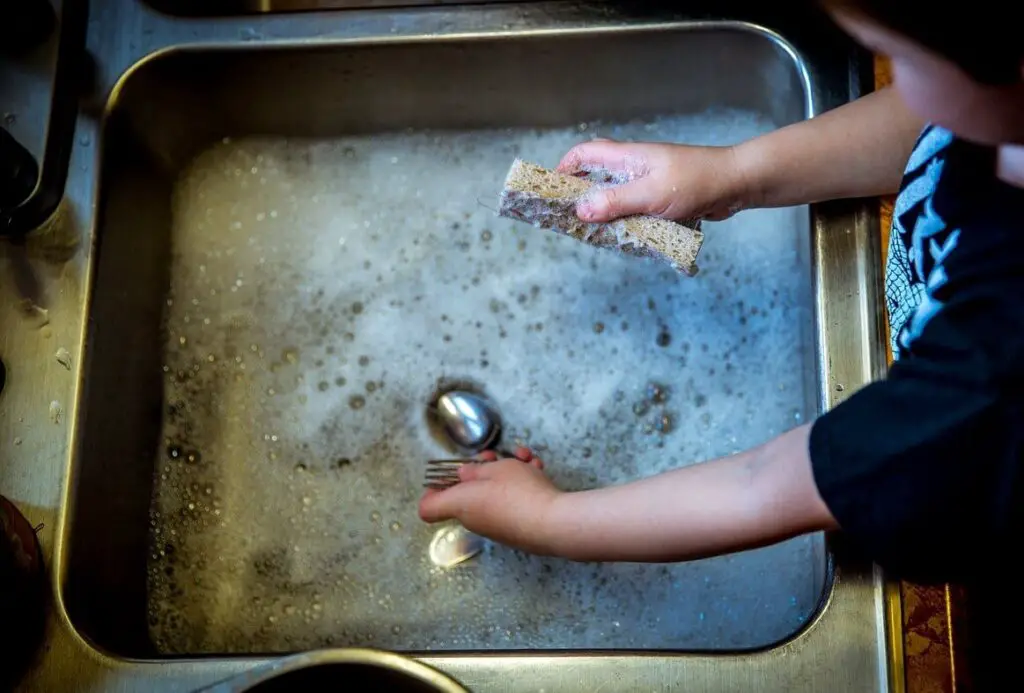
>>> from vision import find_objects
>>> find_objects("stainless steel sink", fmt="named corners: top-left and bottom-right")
top-left (0, 1), bottom-right (896, 691)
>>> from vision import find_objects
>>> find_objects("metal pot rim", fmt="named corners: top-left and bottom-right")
top-left (195, 648), bottom-right (469, 693)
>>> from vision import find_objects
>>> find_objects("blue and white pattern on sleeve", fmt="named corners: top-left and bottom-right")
top-left (885, 125), bottom-right (959, 358)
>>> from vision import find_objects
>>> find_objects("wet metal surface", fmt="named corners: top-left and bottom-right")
top-left (0, 1), bottom-right (896, 691)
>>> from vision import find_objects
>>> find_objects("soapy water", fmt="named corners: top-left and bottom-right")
top-left (147, 110), bottom-right (824, 655)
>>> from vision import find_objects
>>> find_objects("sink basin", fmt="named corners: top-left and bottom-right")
top-left (67, 25), bottom-right (828, 658)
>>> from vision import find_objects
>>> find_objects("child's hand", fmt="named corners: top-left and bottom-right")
top-left (557, 139), bottom-right (750, 224)
top-left (418, 447), bottom-right (562, 555)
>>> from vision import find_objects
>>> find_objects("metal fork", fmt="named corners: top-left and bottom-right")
top-left (424, 450), bottom-right (517, 490)
top-left (423, 459), bottom-right (476, 490)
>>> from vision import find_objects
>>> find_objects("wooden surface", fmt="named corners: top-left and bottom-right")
top-left (874, 55), bottom-right (963, 693)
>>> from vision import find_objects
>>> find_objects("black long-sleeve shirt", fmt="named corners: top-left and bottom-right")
top-left (809, 125), bottom-right (1024, 583)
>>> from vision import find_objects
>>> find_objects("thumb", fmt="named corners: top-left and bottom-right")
top-left (576, 179), bottom-right (663, 223)
top-left (418, 481), bottom-right (484, 523)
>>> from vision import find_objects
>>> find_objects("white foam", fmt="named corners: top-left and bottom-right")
top-left (148, 111), bottom-right (822, 654)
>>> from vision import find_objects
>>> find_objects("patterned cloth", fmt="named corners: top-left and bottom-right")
top-left (885, 125), bottom-right (956, 358)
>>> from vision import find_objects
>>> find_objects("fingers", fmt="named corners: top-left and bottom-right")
top-left (457, 463), bottom-right (481, 482)
top-left (557, 139), bottom-right (647, 175)
top-left (419, 482), bottom-right (478, 522)
top-left (419, 460), bottom-right (510, 522)
top-left (512, 446), bottom-right (533, 461)
top-left (477, 450), bottom-right (498, 462)
top-left (557, 143), bottom-right (663, 223)
top-left (511, 446), bottom-right (543, 469)
top-left (576, 179), bottom-right (666, 223)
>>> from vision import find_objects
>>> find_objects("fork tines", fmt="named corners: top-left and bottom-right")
top-left (424, 458), bottom-right (475, 490)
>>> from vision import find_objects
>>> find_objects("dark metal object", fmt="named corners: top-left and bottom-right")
top-left (0, 0), bottom-right (57, 57)
top-left (0, 129), bottom-right (40, 211)
top-left (0, 0), bottom-right (90, 238)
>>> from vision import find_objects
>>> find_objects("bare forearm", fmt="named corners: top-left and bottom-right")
top-left (735, 86), bottom-right (924, 208)
top-left (545, 425), bottom-right (837, 562)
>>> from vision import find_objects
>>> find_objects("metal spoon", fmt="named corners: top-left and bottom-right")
top-left (428, 523), bottom-right (485, 569)
top-left (432, 390), bottom-right (500, 452)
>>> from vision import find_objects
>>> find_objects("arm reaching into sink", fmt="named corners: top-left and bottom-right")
top-left (418, 425), bottom-right (839, 563)
top-left (557, 86), bottom-right (923, 224)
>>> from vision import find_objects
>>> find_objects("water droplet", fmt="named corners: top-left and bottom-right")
top-left (646, 382), bottom-right (668, 404)
top-left (351, 301), bottom-right (364, 314)
top-left (632, 401), bottom-right (650, 417)
top-left (348, 395), bottom-right (366, 410)
top-left (593, 322), bottom-right (605, 334)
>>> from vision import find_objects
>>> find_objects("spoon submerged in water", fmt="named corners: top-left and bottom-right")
top-left (431, 390), bottom-right (500, 452)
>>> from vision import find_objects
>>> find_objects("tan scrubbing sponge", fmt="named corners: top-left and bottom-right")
top-left (497, 158), bottom-right (704, 276)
